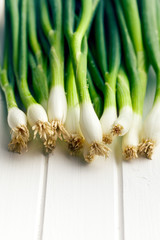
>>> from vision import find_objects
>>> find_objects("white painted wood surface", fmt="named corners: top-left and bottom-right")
top-left (0, 0), bottom-right (160, 239)
top-left (122, 69), bottom-right (160, 240)
top-left (42, 142), bottom-right (123, 240)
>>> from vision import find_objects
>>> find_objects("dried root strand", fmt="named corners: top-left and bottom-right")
top-left (85, 142), bottom-right (110, 163)
top-left (123, 146), bottom-right (138, 160)
top-left (51, 120), bottom-right (70, 141)
top-left (32, 121), bottom-right (55, 153)
top-left (32, 120), bottom-right (53, 140)
top-left (138, 139), bottom-right (155, 159)
top-left (44, 135), bottom-right (56, 153)
top-left (67, 134), bottom-right (84, 155)
top-left (111, 124), bottom-right (124, 136)
top-left (8, 125), bottom-right (29, 153)
top-left (103, 134), bottom-right (113, 144)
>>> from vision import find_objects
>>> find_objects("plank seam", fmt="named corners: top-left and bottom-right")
top-left (114, 140), bottom-right (125, 240)
top-left (34, 154), bottom-right (49, 240)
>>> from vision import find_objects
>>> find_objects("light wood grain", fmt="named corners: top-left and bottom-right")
top-left (42, 141), bottom-right (123, 240)
top-left (122, 68), bottom-right (160, 240)
top-left (123, 157), bottom-right (160, 240)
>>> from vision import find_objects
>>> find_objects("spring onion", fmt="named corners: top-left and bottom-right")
top-left (0, 6), bottom-right (29, 153)
top-left (87, 71), bottom-right (103, 119)
top-left (0, 69), bottom-right (29, 153)
top-left (112, 66), bottom-right (132, 136)
top-left (40, 0), bottom-right (69, 143)
top-left (27, 0), bottom-right (48, 111)
top-left (8, 0), bottom-right (54, 153)
top-left (96, 0), bottom-right (121, 144)
top-left (87, 49), bottom-right (105, 94)
top-left (64, 0), bottom-right (109, 162)
top-left (114, 0), bottom-right (148, 160)
top-left (2, 0), bottom-right (160, 162)
top-left (138, 0), bottom-right (160, 159)
top-left (65, 58), bottom-right (84, 154)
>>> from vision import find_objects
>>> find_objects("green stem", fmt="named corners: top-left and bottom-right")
top-left (141, 0), bottom-right (160, 71)
top-left (116, 66), bottom-right (132, 110)
top-left (28, 0), bottom-right (48, 107)
top-left (3, 5), bottom-right (9, 71)
top-left (92, 0), bottom-right (100, 14)
top-left (120, 0), bottom-right (148, 103)
top-left (17, 0), bottom-right (36, 109)
top-left (102, 0), bottom-right (121, 110)
top-left (87, 49), bottom-right (104, 93)
top-left (105, 0), bottom-right (121, 76)
top-left (86, 0), bottom-right (100, 37)
top-left (18, 80), bottom-right (36, 109)
top-left (19, 0), bottom-right (27, 82)
top-left (154, 71), bottom-right (160, 104)
top-left (40, 0), bottom-right (54, 42)
top-left (48, 0), bottom-right (62, 31)
top-left (50, 46), bottom-right (64, 87)
top-left (121, 0), bottom-right (144, 53)
top-left (74, 37), bottom-right (90, 103)
top-left (66, 58), bottom-right (79, 108)
top-left (28, 0), bottom-right (42, 64)
top-left (65, 0), bottom-right (100, 104)
top-left (6, 0), bottom-right (19, 77)
top-left (94, 0), bottom-right (107, 76)
top-left (114, 0), bottom-right (145, 115)
top-left (38, 23), bottom-right (50, 57)
top-left (156, 0), bottom-right (160, 46)
top-left (40, 0), bottom-right (64, 88)
top-left (87, 71), bottom-right (103, 118)
top-left (75, 0), bottom-right (92, 42)
top-left (0, 70), bottom-right (17, 109)
top-left (64, 0), bottom-right (75, 36)
top-left (0, 4), bottom-right (17, 110)
top-left (103, 73), bottom-right (117, 109)
top-left (29, 52), bottom-right (48, 109)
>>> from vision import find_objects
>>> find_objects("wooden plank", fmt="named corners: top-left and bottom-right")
top-left (0, 96), bottom-right (48, 240)
top-left (42, 140), bottom-right (123, 240)
top-left (123, 157), bottom-right (160, 240)
top-left (122, 68), bottom-right (160, 240)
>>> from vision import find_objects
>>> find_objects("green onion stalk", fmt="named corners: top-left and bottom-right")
top-left (114, 0), bottom-right (148, 160)
top-left (8, 0), bottom-right (53, 153)
top-left (27, 0), bottom-right (55, 152)
top-left (40, 0), bottom-right (69, 144)
top-left (87, 71), bottom-right (103, 119)
top-left (88, 50), bottom-right (132, 138)
top-left (113, 65), bottom-right (132, 136)
top-left (156, 0), bottom-right (160, 47)
top-left (65, 58), bottom-right (84, 154)
top-left (87, 49), bottom-right (105, 94)
top-left (93, 0), bottom-right (121, 144)
top-left (64, 0), bottom-right (109, 163)
top-left (0, 6), bottom-right (29, 153)
top-left (138, 0), bottom-right (160, 159)
top-left (27, 0), bottom-right (49, 111)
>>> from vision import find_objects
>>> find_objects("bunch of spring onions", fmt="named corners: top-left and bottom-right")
top-left (0, 0), bottom-right (160, 162)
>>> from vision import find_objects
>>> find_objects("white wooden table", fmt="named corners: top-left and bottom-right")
top-left (0, 1), bottom-right (160, 239)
